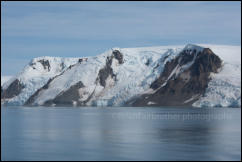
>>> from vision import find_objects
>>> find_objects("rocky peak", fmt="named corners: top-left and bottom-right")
top-left (132, 46), bottom-right (222, 106)
top-left (112, 50), bottom-right (124, 64)
top-left (38, 59), bottom-right (51, 71)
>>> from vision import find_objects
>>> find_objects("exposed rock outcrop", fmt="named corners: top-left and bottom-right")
top-left (131, 47), bottom-right (222, 106)
top-left (96, 56), bottom-right (116, 87)
top-left (1, 79), bottom-right (25, 99)
top-left (112, 50), bottom-right (124, 64)
top-left (78, 58), bottom-right (88, 63)
top-left (38, 59), bottom-right (51, 71)
top-left (96, 50), bottom-right (123, 87)
top-left (44, 81), bottom-right (85, 106)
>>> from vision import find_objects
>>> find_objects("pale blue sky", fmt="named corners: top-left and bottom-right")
top-left (1, 1), bottom-right (241, 75)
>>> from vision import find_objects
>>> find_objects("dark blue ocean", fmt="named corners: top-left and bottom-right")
top-left (1, 106), bottom-right (241, 161)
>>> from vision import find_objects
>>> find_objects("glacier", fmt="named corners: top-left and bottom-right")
top-left (192, 44), bottom-right (241, 107)
top-left (1, 44), bottom-right (241, 107)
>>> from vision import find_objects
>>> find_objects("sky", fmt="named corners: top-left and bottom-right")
top-left (1, 1), bottom-right (241, 75)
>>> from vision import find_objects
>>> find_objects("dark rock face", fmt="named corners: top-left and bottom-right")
top-left (96, 50), bottom-right (123, 87)
top-left (112, 50), bottom-right (124, 64)
top-left (131, 48), bottom-right (222, 107)
top-left (191, 48), bottom-right (221, 75)
top-left (78, 59), bottom-right (83, 63)
top-left (1, 79), bottom-right (25, 99)
top-left (97, 56), bottom-right (116, 87)
top-left (38, 59), bottom-right (50, 71)
top-left (78, 58), bottom-right (88, 63)
top-left (44, 81), bottom-right (85, 106)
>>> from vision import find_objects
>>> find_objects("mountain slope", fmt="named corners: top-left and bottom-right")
top-left (1, 57), bottom-right (80, 105)
top-left (1, 44), bottom-right (241, 107)
top-left (131, 45), bottom-right (222, 106)
top-left (192, 45), bottom-right (241, 107)
top-left (25, 46), bottom-right (183, 106)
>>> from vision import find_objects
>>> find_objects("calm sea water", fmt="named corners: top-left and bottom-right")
top-left (1, 106), bottom-right (241, 161)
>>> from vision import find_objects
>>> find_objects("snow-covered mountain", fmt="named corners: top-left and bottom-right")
top-left (1, 44), bottom-right (241, 107)
top-left (1, 57), bottom-right (80, 105)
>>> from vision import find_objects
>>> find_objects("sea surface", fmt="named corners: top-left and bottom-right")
top-left (1, 106), bottom-right (241, 161)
